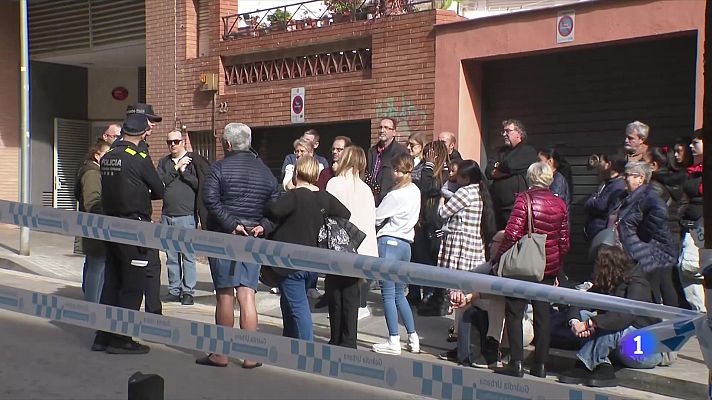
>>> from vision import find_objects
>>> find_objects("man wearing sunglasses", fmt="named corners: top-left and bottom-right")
top-left (157, 130), bottom-right (210, 306)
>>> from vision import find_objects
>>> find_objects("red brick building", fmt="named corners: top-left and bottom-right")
top-left (145, 0), bottom-right (461, 171)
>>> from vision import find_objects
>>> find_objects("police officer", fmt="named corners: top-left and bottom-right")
top-left (91, 113), bottom-right (165, 354)
top-left (114, 103), bottom-right (162, 153)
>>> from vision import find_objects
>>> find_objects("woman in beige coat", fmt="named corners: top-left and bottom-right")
top-left (325, 146), bottom-right (378, 348)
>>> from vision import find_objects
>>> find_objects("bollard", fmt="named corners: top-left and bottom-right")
top-left (128, 372), bottom-right (164, 400)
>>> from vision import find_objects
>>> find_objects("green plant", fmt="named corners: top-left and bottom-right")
top-left (437, 0), bottom-right (463, 10)
top-left (324, 0), bottom-right (364, 16)
top-left (267, 8), bottom-right (292, 25)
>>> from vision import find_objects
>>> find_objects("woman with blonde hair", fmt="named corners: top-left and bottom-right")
top-left (324, 146), bottom-right (378, 348)
top-left (372, 153), bottom-right (421, 355)
top-left (283, 138), bottom-right (323, 190)
top-left (494, 161), bottom-right (569, 378)
top-left (268, 156), bottom-right (350, 340)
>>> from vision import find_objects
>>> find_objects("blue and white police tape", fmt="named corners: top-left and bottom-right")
top-left (0, 200), bottom-right (704, 356)
top-left (0, 282), bottom-right (623, 400)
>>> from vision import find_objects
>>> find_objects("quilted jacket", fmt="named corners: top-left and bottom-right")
top-left (495, 188), bottom-right (570, 277)
top-left (584, 176), bottom-right (626, 241)
top-left (202, 150), bottom-right (280, 234)
top-left (617, 184), bottom-right (676, 272)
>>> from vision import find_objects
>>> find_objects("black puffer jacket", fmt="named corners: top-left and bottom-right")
top-left (617, 185), bottom-right (676, 273)
top-left (649, 167), bottom-right (686, 253)
top-left (584, 176), bottom-right (626, 241)
top-left (485, 142), bottom-right (538, 229)
top-left (203, 150), bottom-right (279, 234)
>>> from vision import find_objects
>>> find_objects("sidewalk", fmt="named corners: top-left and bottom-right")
top-left (0, 226), bottom-right (704, 399)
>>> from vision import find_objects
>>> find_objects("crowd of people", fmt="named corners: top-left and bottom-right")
top-left (75, 105), bottom-right (705, 386)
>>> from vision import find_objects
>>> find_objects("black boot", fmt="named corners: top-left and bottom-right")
top-left (559, 361), bottom-right (592, 385)
top-left (530, 363), bottom-right (546, 378)
top-left (495, 360), bottom-right (524, 378)
top-left (587, 364), bottom-right (616, 387)
top-left (91, 331), bottom-right (112, 351)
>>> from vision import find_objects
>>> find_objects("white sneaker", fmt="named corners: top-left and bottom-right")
top-left (575, 281), bottom-right (594, 291)
top-left (373, 336), bottom-right (401, 355)
top-left (407, 332), bottom-right (420, 354)
top-left (307, 288), bottom-right (322, 299)
top-left (357, 306), bottom-right (371, 320)
top-left (270, 287), bottom-right (280, 295)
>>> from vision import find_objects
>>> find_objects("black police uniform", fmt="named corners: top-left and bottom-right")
top-left (99, 139), bottom-right (164, 316)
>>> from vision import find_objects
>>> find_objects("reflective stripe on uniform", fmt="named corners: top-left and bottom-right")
top-left (125, 147), bottom-right (137, 156)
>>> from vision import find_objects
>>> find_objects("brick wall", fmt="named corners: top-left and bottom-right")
top-left (146, 0), bottom-right (457, 164)
top-left (0, 2), bottom-right (20, 202)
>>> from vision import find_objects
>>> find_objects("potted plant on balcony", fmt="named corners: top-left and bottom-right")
top-left (325, 0), bottom-right (368, 23)
top-left (267, 8), bottom-right (292, 32)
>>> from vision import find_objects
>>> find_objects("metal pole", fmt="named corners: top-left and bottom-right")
top-left (19, 0), bottom-right (30, 256)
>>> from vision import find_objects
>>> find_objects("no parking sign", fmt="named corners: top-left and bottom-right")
top-left (291, 87), bottom-right (305, 123)
top-left (556, 10), bottom-right (575, 44)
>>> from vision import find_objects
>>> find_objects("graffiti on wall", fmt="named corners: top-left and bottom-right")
top-left (375, 94), bottom-right (428, 134)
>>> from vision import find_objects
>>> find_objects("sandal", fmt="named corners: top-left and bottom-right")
top-left (195, 354), bottom-right (228, 368)
top-left (242, 360), bottom-right (263, 369)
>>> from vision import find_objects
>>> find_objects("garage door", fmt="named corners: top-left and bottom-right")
top-left (480, 35), bottom-right (697, 280)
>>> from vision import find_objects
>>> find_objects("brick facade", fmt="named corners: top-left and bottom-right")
top-left (146, 0), bottom-right (459, 158)
top-left (0, 2), bottom-right (20, 202)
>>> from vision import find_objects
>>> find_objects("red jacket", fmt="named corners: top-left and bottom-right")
top-left (496, 188), bottom-right (570, 277)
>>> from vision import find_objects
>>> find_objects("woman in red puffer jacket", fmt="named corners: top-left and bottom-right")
top-left (494, 161), bottom-right (570, 379)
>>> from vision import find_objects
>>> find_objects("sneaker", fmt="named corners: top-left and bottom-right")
top-left (163, 293), bottom-right (181, 302)
top-left (373, 336), bottom-right (401, 355)
top-left (575, 281), bottom-right (594, 291)
top-left (559, 362), bottom-right (592, 385)
top-left (181, 294), bottom-right (194, 306)
top-left (270, 287), bottom-right (280, 295)
top-left (659, 352), bottom-right (677, 366)
top-left (106, 339), bottom-right (150, 355)
top-left (407, 332), bottom-right (420, 354)
top-left (357, 306), bottom-right (371, 320)
top-left (438, 348), bottom-right (458, 362)
top-left (307, 288), bottom-right (322, 299)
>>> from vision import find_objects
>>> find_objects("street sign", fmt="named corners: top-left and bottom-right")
top-left (556, 10), bottom-right (575, 44)
top-left (291, 87), bottom-right (305, 123)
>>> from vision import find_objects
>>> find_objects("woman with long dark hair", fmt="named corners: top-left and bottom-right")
top-left (538, 148), bottom-right (573, 206)
top-left (560, 245), bottom-right (662, 387)
top-left (644, 147), bottom-right (685, 306)
top-left (412, 141), bottom-right (450, 316)
top-left (584, 152), bottom-right (627, 242)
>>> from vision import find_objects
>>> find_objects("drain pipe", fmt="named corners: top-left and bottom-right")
top-left (19, 0), bottom-right (31, 256)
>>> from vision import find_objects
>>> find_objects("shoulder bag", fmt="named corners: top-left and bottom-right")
top-left (497, 192), bottom-right (547, 282)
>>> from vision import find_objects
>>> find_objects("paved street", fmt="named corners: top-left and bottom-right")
top-left (0, 226), bottom-right (702, 399)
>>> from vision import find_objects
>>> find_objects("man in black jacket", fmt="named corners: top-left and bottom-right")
top-left (157, 130), bottom-right (210, 306)
top-left (485, 119), bottom-right (538, 230)
top-left (92, 113), bottom-right (165, 355)
top-left (367, 117), bottom-right (408, 205)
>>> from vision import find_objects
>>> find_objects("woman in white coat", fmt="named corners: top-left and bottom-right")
top-left (325, 146), bottom-right (378, 348)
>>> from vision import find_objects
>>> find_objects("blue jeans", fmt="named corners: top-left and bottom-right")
top-left (160, 214), bottom-right (197, 295)
top-left (82, 255), bottom-right (105, 303)
top-left (577, 311), bottom-right (662, 370)
top-left (279, 271), bottom-right (314, 341)
top-left (377, 236), bottom-right (416, 337)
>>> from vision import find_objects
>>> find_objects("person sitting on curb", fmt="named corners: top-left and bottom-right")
top-left (559, 245), bottom-right (665, 387)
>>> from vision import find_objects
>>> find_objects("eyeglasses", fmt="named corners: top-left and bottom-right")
top-left (502, 128), bottom-right (518, 134)
top-left (406, 142), bottom-right (421, 148)
top-left (379, 125), bottom-right (395, 131)
top-left (166, 139), bottom-right (182, 145)
top-left (332, 147), bottom-right (344, 152)
top-left (625, 173), bottom-right (643, 178)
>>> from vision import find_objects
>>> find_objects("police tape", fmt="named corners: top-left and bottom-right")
top-left (0, 282), bottom-right (623, 400)
top-left (0, 200), bottom-right (703, 355)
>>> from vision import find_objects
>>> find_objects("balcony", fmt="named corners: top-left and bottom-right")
top-left (222, 0), bottom-right (443, 40)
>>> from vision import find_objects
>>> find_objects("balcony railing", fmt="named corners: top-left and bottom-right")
top-left (222, 0), bottom-right (441, 40)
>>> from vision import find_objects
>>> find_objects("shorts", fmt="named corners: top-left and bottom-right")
top-left (208, 257), bottom-right (261, 291)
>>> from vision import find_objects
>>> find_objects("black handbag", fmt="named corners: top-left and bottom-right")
top-left (318, 210), bottom-right (366, 254)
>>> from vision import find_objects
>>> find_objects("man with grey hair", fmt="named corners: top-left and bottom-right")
top-left (624, 121), bottom-right (650, 162)
top-left (485, 119), bottom-right (538, 230)
top-left (199, 122), bottom-right (279, 368)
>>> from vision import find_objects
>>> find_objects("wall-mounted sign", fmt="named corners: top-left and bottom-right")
top-left (111, 87), bottom-right (129, 101)
top-left (556, 10), bottom-right (575, 44)
top-left (291, 87), bottom-right (305, 124)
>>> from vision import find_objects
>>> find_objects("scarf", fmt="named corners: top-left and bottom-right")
top-left (687, 163), bottom-right (703, 195)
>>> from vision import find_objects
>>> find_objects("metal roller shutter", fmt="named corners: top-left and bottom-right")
top-left (480, 35), bottom-right (697, 279)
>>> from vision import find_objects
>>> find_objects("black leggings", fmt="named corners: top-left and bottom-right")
top-left (646, 266), bottom-right (679, 307)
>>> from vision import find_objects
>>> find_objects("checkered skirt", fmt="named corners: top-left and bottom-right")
top-left (437, 184), bottom-right (485, 271)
